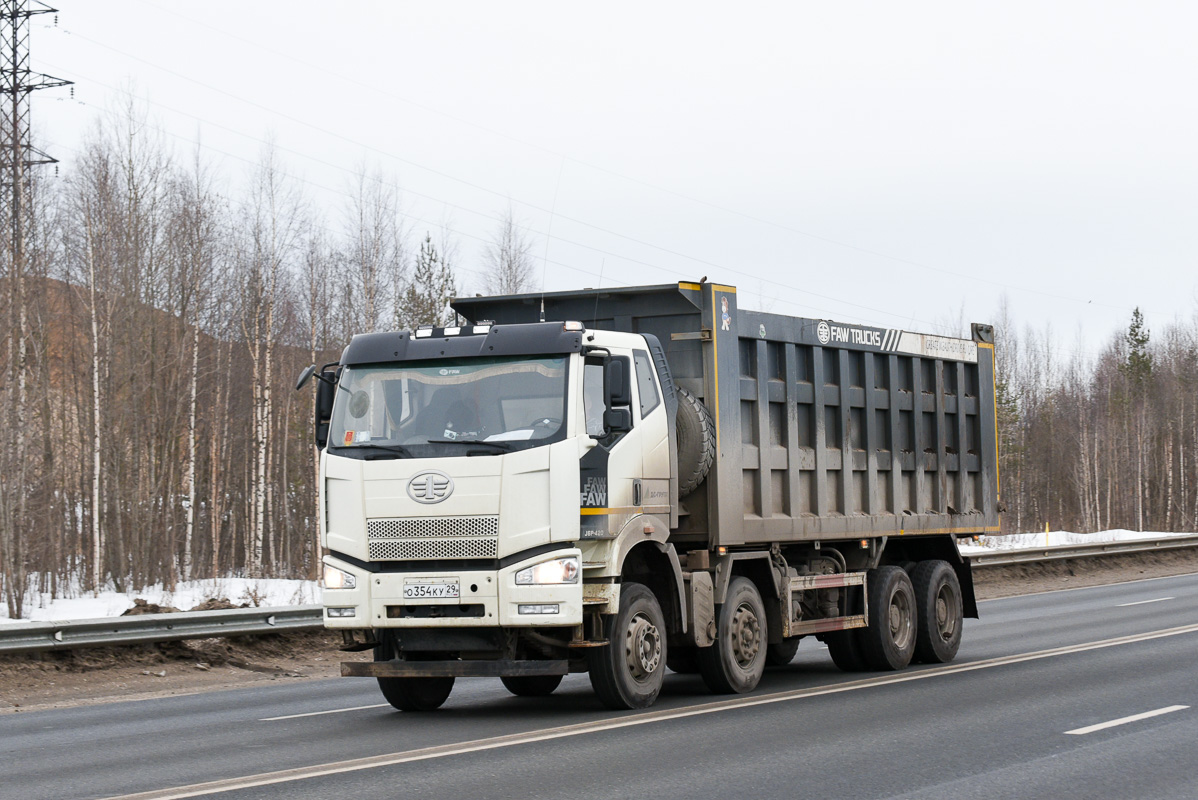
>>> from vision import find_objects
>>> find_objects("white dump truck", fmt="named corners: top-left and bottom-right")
top-left (297, 281), bottom-right (1000, 711)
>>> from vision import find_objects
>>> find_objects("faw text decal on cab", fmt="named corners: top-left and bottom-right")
top-left (580, 476), bottom-right (607, 508)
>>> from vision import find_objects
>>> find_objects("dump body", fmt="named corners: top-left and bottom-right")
top-left (453, 281), bottom-right (1000, 549)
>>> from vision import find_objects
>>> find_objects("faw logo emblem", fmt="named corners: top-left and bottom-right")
top-left (407, 471), bottom-right (454, 504)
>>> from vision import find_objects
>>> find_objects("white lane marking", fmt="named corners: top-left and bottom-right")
top-left (1066, 705), bottom-right (1189, 735)
top-left (1117, 597), bottom-right (1175, 607)
top-left (103, 622), bottom-right (1198, 800)
top-left (260, 704), bottom-right (388, 721)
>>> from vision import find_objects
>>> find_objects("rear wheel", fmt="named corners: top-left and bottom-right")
top-left (698, 577), bottom-right (768, 694)
top-left (765, 639), bottom-right (800, 667)
top-left (500, 674), bottom-right (563, 697)
top-left (587, 582), bottom-right (668, 709)
top-left (858, 566), bottom-right (917, 671)
top-left (911, 560), bottom-right (963, 663)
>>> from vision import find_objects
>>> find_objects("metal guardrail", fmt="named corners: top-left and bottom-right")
top-left (966, 534), bottom-right (1198, 567)
top-left (2, 536), bottom-right (1196, 654)
top-left (0, 605), bottom-right (323, 655)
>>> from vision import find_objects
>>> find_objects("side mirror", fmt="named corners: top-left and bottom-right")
top-left (296, 365), bottom-right (317, 391)
top-left (315, 371), bottom-right (336, 448)
top-left (605, 358), bottom-right (631, 407)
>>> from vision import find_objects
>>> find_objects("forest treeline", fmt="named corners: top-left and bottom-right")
top-left (0, 109), bottom-right (538, 617)
top-left (994, 302), bottom-right (1198, 540)
top-left (2, 110), bottom-right (1197, 618)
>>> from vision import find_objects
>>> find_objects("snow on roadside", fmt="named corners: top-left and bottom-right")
top-left (0, 578), bottom-right (321, 623)
top-left (3, 529), bottom-right (1195, 622)
top-left (960, 528), bottom-right (1197, 555)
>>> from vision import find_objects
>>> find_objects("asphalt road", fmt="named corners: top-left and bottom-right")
top-left (3, 573), bottom-right (1197, 800)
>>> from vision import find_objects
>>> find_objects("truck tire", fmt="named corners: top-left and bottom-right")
top-left (666, 645), bottom-right (701, 674)
top-left (676, 386), bottom-right (715, 497)
top-left (373, 638), bottom-right (455, 711)
top-left (587, 582), bottom-right (668, 709)
top-left (858, 566), bottom-right (917, 671)
top-left (500, 674), bottom-right (563, 697)
top-left (376, 676), bottom-right (455, 712)
top-left (698, 577), bottom-right (768, 694)
top-left (824, 581), bottom-right (867, 672)
top-left (911, 560), bottom-right (963, 664)
top-left (765, 638), bottom-right (800, 667)
top-left (825, 629), bottom-right (867, 672)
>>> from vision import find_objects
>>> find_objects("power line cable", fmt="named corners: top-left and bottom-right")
top-left (49, 24), bottom-right (1142, 319)
top-left (44, 63), bottom-right (937, 328)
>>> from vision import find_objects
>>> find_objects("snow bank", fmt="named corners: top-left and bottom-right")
top-left (1, 578), bottom-right (321, 623)
top-left (3, 529), bottom-right (1194, 621)
top-left (960, 528), bottom-right (1197, 555)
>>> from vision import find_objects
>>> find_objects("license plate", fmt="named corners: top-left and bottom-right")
top-left (403, 582), bottom-right (460, 600)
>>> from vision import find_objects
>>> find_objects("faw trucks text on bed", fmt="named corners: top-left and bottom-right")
top-left (295, 281), bottom-right (1000, 711)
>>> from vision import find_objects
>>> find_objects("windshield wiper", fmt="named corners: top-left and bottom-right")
top-left (329, 443), bottom-right (413, 458)
top-left (428, 438), bottom-right (516, 452)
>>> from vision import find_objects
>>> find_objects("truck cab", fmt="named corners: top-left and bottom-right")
top-left (311, 321), bottom-right (679, 709)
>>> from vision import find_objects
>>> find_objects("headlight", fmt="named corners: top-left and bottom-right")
top-left (323, 564), bottom-right (357, 590)
top-left (515, 556), bottom-right (580, 585)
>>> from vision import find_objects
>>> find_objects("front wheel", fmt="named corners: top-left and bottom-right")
top-left (667, 645), bottom-right (701, 674)
top-left (373, 635), bottom-right (455, 711)
top-left (698, 577), bottom-right (768, 694)
top-left (587, 582), bottom-right (668, 709)
top-left (765, 638), bottom-right (801, 667)
top-left (501, 674), bottom-right (563, 697)
top-left (377, 676), bottom-right (455, 712)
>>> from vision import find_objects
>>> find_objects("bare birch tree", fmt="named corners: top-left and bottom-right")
top-left (236, 143), bottom-right (302, 576)
top-left (481, 204), bottom-right (536, 296)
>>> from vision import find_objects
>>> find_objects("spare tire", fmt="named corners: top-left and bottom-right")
top-left (676, 386), bottom-right (715, 497)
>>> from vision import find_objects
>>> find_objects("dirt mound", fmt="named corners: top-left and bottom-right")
top-left (121, 598), bottom-right (182, 616)
top-left (972, 546), bottom-right (1198, 598)
top-left (188, 598), bottom-right (249, 612)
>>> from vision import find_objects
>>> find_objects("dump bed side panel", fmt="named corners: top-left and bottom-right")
top-left (729, 306), bottom-right (1000, 546)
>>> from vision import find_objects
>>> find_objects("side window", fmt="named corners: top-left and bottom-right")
top-left (633, 350), bottom-right (660, 418)
top-left (583, 362), bottom-right (607, 437)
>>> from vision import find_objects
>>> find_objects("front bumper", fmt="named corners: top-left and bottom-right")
top-left (321, 547), bottom-right (583, 628)
top-left (341, 659), bottom-right (568, 678)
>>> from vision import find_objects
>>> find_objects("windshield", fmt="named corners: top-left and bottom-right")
top-left (328, 355), bottom-right (569, 458)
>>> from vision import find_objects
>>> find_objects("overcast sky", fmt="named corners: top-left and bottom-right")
top-left (29, 1), bottom-right (1198, 357)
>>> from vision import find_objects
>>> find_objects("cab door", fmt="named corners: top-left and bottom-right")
top-left (579, 351), bottom-right (641, 539)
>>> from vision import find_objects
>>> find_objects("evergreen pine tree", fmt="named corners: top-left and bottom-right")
top-left (396, 232), bottom-right (457, 329)
top-left (1122, 307), bottom-right (1152, 393)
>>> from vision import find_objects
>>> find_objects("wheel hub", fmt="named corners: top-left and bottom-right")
top-left (934, 584), bottom-right (959, 642)
top-left (730, 603), bottom-right (762, 667)
top-left (888, 590), bottom-right (914, 650)
top-left (625, 612), bottom-right (661, 679)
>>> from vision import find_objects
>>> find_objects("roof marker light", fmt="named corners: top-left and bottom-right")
top-left (564, 321), bottom-right (585, 332)
top-left (443, 326), bottom-right (461, 336)
top-left (472, 325), bottom-right (491, 334)
top-left (414, 327), bottom-right (433, 339)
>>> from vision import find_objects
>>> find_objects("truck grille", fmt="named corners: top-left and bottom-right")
top-left (366, 516), bottom-right (499, 561)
